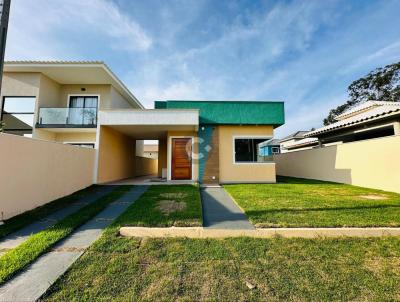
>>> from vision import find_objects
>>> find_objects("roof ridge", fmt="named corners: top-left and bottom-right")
top-left (336, 101), bottom-right (400, 120)
top-left (5, 60), bottom-right (104, 65)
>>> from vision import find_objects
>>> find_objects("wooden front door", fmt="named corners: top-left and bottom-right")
top-left (172, 138), bottom-right (192, 180)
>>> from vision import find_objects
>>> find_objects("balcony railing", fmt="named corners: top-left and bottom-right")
top-left (37, 107), bottom-right (97, 127)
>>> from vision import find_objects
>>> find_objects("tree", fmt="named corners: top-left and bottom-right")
top-left (324, 62), bottom-right (400, 125)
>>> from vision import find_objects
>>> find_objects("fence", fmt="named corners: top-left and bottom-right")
top-left (274, 135), bottom-right (400, 193)
top-left (0, 134), bottom-right (95, 220)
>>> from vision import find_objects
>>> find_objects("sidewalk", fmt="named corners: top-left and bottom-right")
top-left (0, 185), bottom-right (148, 302)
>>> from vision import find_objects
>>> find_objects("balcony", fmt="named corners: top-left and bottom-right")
top-left (37, 107), bottom-right (97, 128)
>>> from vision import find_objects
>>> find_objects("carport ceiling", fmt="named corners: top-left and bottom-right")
top-left (106, 125), bottom-right (197, 139)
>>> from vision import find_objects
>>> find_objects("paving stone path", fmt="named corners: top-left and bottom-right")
top-left (0, 185), bottom-right (148, 302)
top-left (201, 187), bottom-right (254, 230)
top-left (0, 185), bottom-right (116, 254)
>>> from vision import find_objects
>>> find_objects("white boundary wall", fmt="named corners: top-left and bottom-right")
top-left (0, 134), bottom-right (95, 220)
top-left (274, 135), bottom-right (400, 193)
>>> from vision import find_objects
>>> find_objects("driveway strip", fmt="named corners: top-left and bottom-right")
top-left (201, 187), bottom-right (254, 229)
top-left (0, 185), bottom-right (116, 251)
top-left (0, 185), bottom-right (148, 302)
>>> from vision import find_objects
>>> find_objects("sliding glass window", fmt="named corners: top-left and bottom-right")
top-left (1, 97), bottom-right (36, 136)
top-left (69, 96), bottom-right (98, 125)
top-left (234, 138), bottom-right (273, 163)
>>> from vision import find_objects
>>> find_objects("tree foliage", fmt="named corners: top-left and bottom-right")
top-left (324, 62), bottom-right (400, 125)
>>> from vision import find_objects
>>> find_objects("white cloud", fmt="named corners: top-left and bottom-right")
top-left (132, 79), bottom-right (202, 109)
top-left (340, 40), bottom-right (400, 74)
top-left (5, 0), bottom-right (152, 60)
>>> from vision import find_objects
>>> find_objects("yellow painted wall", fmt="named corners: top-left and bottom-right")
top-left (274, 135), bottom-right (400, 193)
top-left (59, 84), bottom-right (110, 109)
top-left (110, 86), bottom-right (136, 109)
top-left (55, 132), bottom-right (96, 143)
top-left (218, 125), bottom-right (276, 183)
top-left (0, 133), bottom-right (95, 220)
top-left (158, 139), bottom-right (167, 177)
top-left (0, 72), bottom-right (40, 100)
top-left (135, 156), bottom-right (158, 176)
top-left (38, 74), bottom-right (61, 107)
top-left (167, 131), bottom-right (199, 181)
top-left (33, 129), bottom-right (56, 141)
top-left (97, 126), bottom-right (136, 183)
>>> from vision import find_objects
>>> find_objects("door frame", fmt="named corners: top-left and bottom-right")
top-left (167, 136), bottom-right (194, 181)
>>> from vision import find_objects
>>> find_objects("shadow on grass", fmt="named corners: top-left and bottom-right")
top-left (246, 204), bottom-right (400, 217)
top-left (276, 176), bottom-right (343, 185)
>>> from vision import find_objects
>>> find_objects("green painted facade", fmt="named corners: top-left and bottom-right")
top-left (154, 100), bottom-right (285, 127)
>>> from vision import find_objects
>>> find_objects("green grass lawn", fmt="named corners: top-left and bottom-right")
top-left (43, 198), bottom-right (400, 301)
top-left (0, 185), bottom-right (99, 239)
top-left (224, 176), bottom-right (400, 227)
top-left (0, 186), bottom-right (130, 285)
top-left (118, 185), bottom-right (202, 227)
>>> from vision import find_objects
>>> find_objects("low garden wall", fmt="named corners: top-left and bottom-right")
top-left (274, 135), bottom-right (400, 193)
top-left (0, 134), bottom-right (95, 220)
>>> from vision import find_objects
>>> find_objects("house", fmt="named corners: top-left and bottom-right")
top-left (0, 61), bottom-right (285, 186)
top-left (258, 139), bottom-right (281, 156)
top-left (280, 137), bottom-right (319, 152)
top-left (0, 61), bottom-right (143, 148)
top-left (306, 101), bottom-right (400, 144)
top-left (98, 100), bottom-right (285, 185)
top-left (279, 130), bottom-right (310, 153)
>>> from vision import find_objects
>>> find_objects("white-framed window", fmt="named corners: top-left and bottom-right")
top-left (233, 137), bottom-right (273, 163)
top-left (271, 147), bottom-right (280, 154)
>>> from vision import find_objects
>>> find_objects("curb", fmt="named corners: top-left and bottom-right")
top-left (119, 226), bottom-right (400, 239)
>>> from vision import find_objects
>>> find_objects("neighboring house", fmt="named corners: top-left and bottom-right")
top-left (0, 61), bottom-right (285, 186)
top-left (0, 61), bottom-right (143, 148)
top-left (306, 101), bottom-right (400, 144)
top-left (280, 137), bottom-right (319, 152)
top-left (259, 139), bottom-right (281, 157)
top-left (143, 144), bottom-right (158, 159)
top-left (279, 130), bottom-right (310, 153)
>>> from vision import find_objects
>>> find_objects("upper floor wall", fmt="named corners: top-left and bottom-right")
top-left (0, 71), bottom-right (137, 112)
top-left (0, 66), bottom-right (142, 142)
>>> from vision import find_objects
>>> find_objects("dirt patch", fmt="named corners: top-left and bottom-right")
top-left (157, 200), bottom-right (187, 215)
top-left (159, 193), bottom-right (188, 199)
top-left (359, 195), bottom-right (388, 200)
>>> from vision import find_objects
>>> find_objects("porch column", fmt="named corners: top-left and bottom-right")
top-left (394, 121), bottom-right (400, 135)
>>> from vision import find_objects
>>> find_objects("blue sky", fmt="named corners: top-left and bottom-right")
top-left (5, 0), bottom-right (400, 137)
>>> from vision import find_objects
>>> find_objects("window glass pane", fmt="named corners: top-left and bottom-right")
top-left (69, 97), bottom-right (84, 108)
top-left (234, 138), bottom-right (272, 162)
top-left (84, 97), bottom-right (98, 108)
top-left (3, 97), bottom-right (35, 113)
top-left (3, 113), bottom-right (34, 129)
top-left (235, 139), bottom-right (253, 162)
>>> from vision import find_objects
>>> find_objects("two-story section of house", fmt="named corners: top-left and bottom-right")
top-left (0, 61), bottom-right (143, 147)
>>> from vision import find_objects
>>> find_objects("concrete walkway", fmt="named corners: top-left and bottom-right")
top-left (0, 185), bottom-right (116, 253)
top-left (201, 187), bottom-right (254, 229)
top-left (0, 185), bottom-right (148, 302)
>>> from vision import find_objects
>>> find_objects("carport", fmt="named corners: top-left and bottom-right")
top-left (95, 109), bottom-right (199, 184)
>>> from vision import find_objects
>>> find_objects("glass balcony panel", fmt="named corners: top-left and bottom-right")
top-left (38, 108), bottom-right (97, 126)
